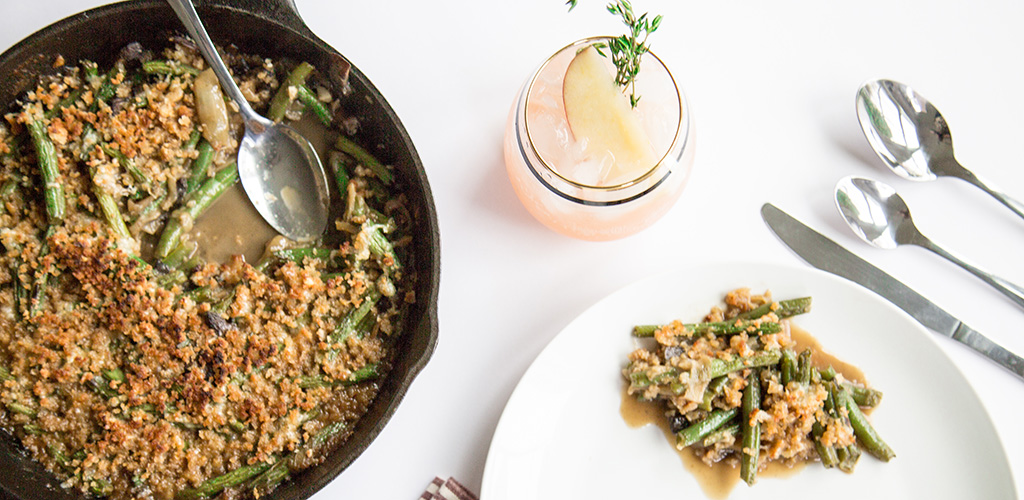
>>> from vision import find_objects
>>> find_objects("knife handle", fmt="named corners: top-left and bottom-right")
top-left (953, 323), bottom-right (1024, 382)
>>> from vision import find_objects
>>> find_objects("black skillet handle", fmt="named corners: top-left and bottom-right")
top-left (195, 0), bottom-right (317, 40)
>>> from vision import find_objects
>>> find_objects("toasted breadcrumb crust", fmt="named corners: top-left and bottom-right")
top-left (0, 42), bottom-right (410, 499)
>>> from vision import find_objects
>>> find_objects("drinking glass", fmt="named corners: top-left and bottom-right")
top-left (503, 37), bottom-right (695, 241)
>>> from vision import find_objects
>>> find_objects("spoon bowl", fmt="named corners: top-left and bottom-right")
top-left (236, 119), bottom-right (330, 241)
top-left (834, 176), bottom-right (911, 250)
top-left (855, 79), bottom-right (1024, 221)
top-left (168, 0), bottom-right (330, 242)
top-left (855, 79), bottom-right (953, 181)
top-left (836, 175), bottom-right (1024, 309)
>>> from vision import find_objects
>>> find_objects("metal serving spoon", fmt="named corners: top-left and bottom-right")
top-left (835, 175), bottom-right (1024, 310)
top-left (167, 0), bottom-right (330, 242)
top-left (855, 79), bottom-right (1024, 221)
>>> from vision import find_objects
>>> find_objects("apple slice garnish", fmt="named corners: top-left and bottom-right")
top-left (562, 44), bottom-right (656, 185)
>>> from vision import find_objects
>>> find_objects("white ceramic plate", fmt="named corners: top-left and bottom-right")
top-left (481, 262), bottom-right (1016, 499)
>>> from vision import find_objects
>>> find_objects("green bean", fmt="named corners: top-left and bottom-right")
top-left (740, 369), bottom-right (761, 486)
top-left (93, 66), bottom-right (119, 106)
top-left (176, 461), bottom-right (271, 500)
top-left (28, 226), bottom-right (56, 316)
top-left (702, 422), bottom-right (740, 447)
top-left (844, 383), bottom-right (883, 408)
top-left (88, 166), bottom-right (131, 240)
top-left (128, 184), bottom-right (168, 226)
top-left (157, 269), bottom-right (187, 289)
top-left (626, 350), bottom-right (779, 397)
top-left (77, 124), bottom-right (101, 162)
top-left (329, 290), bottom-right (381, 344)
top-left (27, 120), bottom-right (65, 223)
top-left (268, 62), bottom-right (314, 122)
top-left (296, 84), bottom-right (331, 126)
top-left (21, 423), bottom-right (42, 435)
top-left (735, 297), bottom-right (813, 320)
top-left (699, 375), bottom-right (730, 411)
top-left (631, 324), bottom-right (659, 336)
top-left (626, 368), bottom-right (678, 390)
top-left (185, 139), bottom-right (213, 196)
top-left (634, 297), bottom-right (813, 338)
top-left (330, 152), bottom-right (351, 202)
top-left (834, 383), bottom-right (894, 461)
top-left (87, 478), bottom-right (113, 497)
top-left (48, 442), bottom-right (71, 470)
top-left (249, 459), bottom-right (290, 495)
top-left (818, 365), bottom-right (837, 381)
top-left (183, 125), bottom-right (202, 149)
top-left (0, 177), bottom-right (19, 215)
top-left (297, 363), bottom-right (379, 389)
top-left (43, 86), bottom-right (86, 120)
top-left (142, 60), bottom-right (200, 76)
top-left (797, 349), bottom-right (812, 385)
top-left (836, 443), bottom-right (862, 473)
top-left (88, 374), bottom-right (118, 399)
top-left (812, 419), bottom-right (838, 469)
top-left (129, 255), bottom-right (151, 271)
top-left (102, 368), bottom-right (125, 383)
top-left (346, 363), bottom-right (379, 384)
top-left (181, 253), bottom-right (204, 273)
top-left (162, 240), bottom-right (198, 269)
top-left (211, 290), bottom-right (236, 315)
top-left (276, 246), bottom-right (333, 264)
top-left (633, 319), bottom-right (782, 339)
top-left (254, 246), bottom-right (336, 273)
top-left (364, 223), bottom-right (400, 271)
top-left (706, 350), bottom-right (781, 380)
top-left (335, 135), bottom-right (392, 185)
top-left (676, 408), bottom-right (738, 448)
top-left (823, 383), bottom-right (862, 472)
top-left (156, 162), bottom-right (238, 259)
top-left (12, 256), bottom-right (26, 321)
top-left (43, 61), bottom-right (95, 120)
top-left (248, 421), bottom-right (347, 495)
top-left (780, 349), bottom-right (797, 385)
top-left (100, 144), bottom-right (151, 190)
top-left (7, 402), bottom-right (38, 418)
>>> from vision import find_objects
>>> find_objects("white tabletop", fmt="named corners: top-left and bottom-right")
top-left (2, 0), bottom-right (1023, 498)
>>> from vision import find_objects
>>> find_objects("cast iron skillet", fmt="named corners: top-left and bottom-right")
top-left (0, 1), bottom-right (440, 499)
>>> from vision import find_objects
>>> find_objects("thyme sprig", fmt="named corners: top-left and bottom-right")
top-left (566, 0), bottom-right (662, 108)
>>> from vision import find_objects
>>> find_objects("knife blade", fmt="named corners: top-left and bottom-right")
top-left (761, 202), bottom-right (1024, 381)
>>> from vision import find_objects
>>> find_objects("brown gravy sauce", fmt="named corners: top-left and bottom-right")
top-left (620, 322), bottom-right (863, 498)
top-left (190, 184), bottom-right (278, 264)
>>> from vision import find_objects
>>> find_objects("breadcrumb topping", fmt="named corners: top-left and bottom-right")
top-left (0, 42), bottom-right (408, 500)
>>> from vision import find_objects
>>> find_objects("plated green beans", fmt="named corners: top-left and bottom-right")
top-left (623, 288), bottom-right (891, 487)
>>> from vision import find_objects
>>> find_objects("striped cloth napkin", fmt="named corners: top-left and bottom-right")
top-left (419, 477), bottom-right (478, 500)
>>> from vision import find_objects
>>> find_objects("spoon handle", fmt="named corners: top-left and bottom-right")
top-left (164, 0), bottom-right (265, 125)
top-left (948, 166), bottom-right (1024, 221)
top-left (920, 238), bottom-right (1024, 310)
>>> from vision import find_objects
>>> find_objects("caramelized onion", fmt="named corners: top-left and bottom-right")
top-left (194, 68), bottom-right (232, 149)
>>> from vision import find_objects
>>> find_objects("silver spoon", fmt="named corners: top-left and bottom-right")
top-left (835, 175), bottom-right (1024, 310)
top-left (166, 0), bottom-right (330, 242)
top-left (855, 79), bottom-right (1024, 221)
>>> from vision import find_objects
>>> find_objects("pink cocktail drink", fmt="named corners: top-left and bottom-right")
top-left (504, 37), bottom-right (694, 241)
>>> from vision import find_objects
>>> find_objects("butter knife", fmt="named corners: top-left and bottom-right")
top-left (761, 202), bottom-right (1024, 381)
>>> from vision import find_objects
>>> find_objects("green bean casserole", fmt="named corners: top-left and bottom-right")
top-left (0, 39), bottom-right (414, 499)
